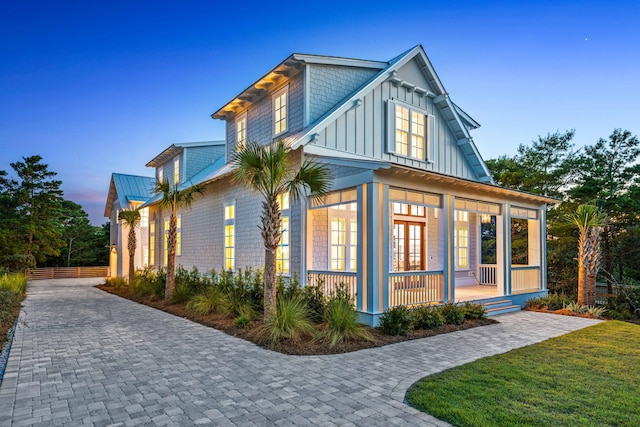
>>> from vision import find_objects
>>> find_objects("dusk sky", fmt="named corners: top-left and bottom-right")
top-left (1, 0), bottom-right (638, 225)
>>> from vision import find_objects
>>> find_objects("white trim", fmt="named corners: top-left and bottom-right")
top-left (272, 85), bottom-right (289, 137)
top-left (235, 111), bottom-right (248, 152)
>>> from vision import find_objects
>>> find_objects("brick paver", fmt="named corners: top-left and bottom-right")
top-left (0, 278), bottom-right (601, 426)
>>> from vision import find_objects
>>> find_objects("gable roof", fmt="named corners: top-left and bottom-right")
top-left (146, 140), bottom-right (225, 168)
top-left (104, 173), bottom-right (155, 217)
top-left (287, 45), bottom-right (493, 183)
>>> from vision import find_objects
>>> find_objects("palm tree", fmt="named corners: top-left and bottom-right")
top-left (118, 207), bottom-right (141, 284)
top-left (155, 179), bottom-right (203, 300)
top-left (233, 140), bottom-right (331, 318)
top-left (567, 204), bottom-right (606, 305)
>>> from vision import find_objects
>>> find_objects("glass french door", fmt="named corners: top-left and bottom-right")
top-left (393, 221), bottom-right (424, 271)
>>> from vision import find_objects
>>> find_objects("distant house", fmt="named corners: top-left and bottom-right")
top-left (110, 45), bottom-right (555, 324)
top-left (104, 173), bottom-right (155, 278)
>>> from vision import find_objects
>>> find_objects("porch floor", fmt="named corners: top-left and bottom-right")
top-left (454, 284), bottom-right (501, 302)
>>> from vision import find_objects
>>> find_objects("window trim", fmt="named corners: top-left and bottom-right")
top-left (387, 99), bottom-right (435, 163)
top-left (224, 201), bottom-right (235, 271)
top-left (149, 222), bottom-right (155, 266)
top-left (276, 193), bottom-right (290, 276)
top-left (272, 85), bottom-right (288, 137)
top-left (327, 203), bottom-right (358, 272)
top-left (173, 156), bottom-right (180, 185)
top-left (236, 111), bottom-right (248, 152)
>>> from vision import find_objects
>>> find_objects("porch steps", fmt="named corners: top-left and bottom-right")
top-left (482, 299), bottom-right (521, 317)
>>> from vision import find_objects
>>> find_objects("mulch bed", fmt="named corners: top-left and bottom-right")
top-left (96, 284), bottom-right (497, 355)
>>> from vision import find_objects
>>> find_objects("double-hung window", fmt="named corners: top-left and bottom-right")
top-left (224, 202), bottom-right (235, 271)
top-left (276, 193), bottom-right (290, 275)
top-left (454, 211), bottom-right (469, 269)
top-left (163, 220), bottom-right (169, 265)
top-left (388, 100), bottom-right (434, 161)
top-left (173, 157), bottom-right (180, 185)
top-left (158, 168), bottom-right (163, 184)
top-left (273, 86), bottom-right (288, 136)
top-left (236, 112), bottom-right (247, 152)
top-left (149, 222), bottom-right (155, 266)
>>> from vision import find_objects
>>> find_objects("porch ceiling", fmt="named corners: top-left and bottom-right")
top-left (381, 166), bottom-right (558, 206)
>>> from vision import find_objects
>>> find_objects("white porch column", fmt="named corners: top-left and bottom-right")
top-left (443, 194), bottom-right (455, 302)
top-left (502, 204), bottom-right (512, 295)
top-left (360, 182), bottom-right (387, 314)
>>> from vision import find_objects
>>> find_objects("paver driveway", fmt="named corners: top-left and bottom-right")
top-left (0, 279), bottom-right (600, 426)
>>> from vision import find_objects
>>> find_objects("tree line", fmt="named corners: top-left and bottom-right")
top-left (487, 128), bottom-right (640, 294)
top-left (0, 155), bottom-right (109, 272)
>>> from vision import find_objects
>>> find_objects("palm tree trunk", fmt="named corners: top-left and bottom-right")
top-left (261, 196), bottom-right (281, 319)
top-left (577, 259), bottom-right (587, 305)
top-left (128, 227), bottom-right (137, 284)
top-left (165, 213), bottom-right (177, 300)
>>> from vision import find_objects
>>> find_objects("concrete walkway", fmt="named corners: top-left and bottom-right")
top-left (0, 278), bottom-right (601, 426)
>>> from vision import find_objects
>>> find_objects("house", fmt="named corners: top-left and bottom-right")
top-left (104, 173), bottom-right (155, 278)
top-left (124, 45), bottom-right (554, 325)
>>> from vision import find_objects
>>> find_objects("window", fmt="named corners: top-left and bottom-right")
top-left (224, 202), bottom-right (235, 271)
top-left (163, 219), bottom-right (169, 265)
top-left (173, 157), bottom-right (180, 185)
top-left (140, 208), bottom-right (148, 227)
top-left (276, 193), bottom-right (290, 275)
top-left (149, 222), bottom-right (155, 266)
top-left (328, 203), bottom-right (357, 272)
top-left (393, 203), bottom-right (425, 217)
top-left (273, 87), bottom-right (287, 135)
top-left (158, 168), bottom-right (163, 184)
top-left (388, 101), bottom-right (434, 161)
top-left (176, 216), bottom-right (181, 257)
top-left (236, 112), bottom-right (247, 151)
top-left (455, 211), bottom-right (469, 269)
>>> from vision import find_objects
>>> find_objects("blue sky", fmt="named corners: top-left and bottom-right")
top-left (1, 0), bottom-right (638, 224)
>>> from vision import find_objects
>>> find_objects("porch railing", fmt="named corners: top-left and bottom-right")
top-left (307, 270), bottom-right (357, 301)
top-left (388, 271), bottom-right (444, 308)
top-left (511, 266), bottom-right (540, 292)
top-left (477, 264), bottom-right (497, 285)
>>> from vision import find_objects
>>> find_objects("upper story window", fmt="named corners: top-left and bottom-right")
top-left (173, 156), bottom-right (180, 185)
top-left (224, 202), bottom-right (235, 271)
top-left (236, 112), bottom-right (247, 151)
top-left (387, 100), bottom-right (434, 162)
top-left (273, 86), bottom-right (288, 136)
top-left (158, 167), bottom-right (163, 184)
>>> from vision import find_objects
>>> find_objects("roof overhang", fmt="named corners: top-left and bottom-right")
top-left (211, 53), bottom-right (387, 121)
top-left (379, 165), bottom-right (558, 206)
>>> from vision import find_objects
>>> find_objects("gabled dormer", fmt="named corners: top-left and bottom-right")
top-left (145, 140), bottom-right (225, 186)
top-left (211, 45), bottom-right (492, 184)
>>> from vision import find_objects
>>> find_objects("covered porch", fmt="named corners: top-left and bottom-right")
top-left (304, 171), bottom-right (550, 325)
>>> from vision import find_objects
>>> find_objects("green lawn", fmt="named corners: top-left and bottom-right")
top-left (406, 321), bottom-right (640, 427)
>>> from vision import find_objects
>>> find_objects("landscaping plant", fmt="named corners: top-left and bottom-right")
top-left (411, 306), bottom-right (445, 330)
top-left (461, 302), bottom-right (487, 320)
top-left (379, 306), bottom-right (412, 336)
top-left (187, 285), bottom-right (230, 315)
top-left (261, 295), bottom-right (315, 345)
top-left (440, 301), bottom-right (465, 325)
top-left (318, 285), bottom-right (372, 347)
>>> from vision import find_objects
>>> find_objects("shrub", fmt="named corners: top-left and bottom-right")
top-left (105, 276), bottom-right (128, 290)
top-left (319, 291), bottom-right (372, 347)
top-left (217, 268), bottom-right (264, 315)
top-left (461, 302), bottom-right (486, 320)
top-left (586, 306), bottom-right (607, 318)
top-left (133, 267), bottom-right (165, 298)
top-left (440, 302), bottom-right (465, 325)
top-left (565, 301), bottom-right (588, 314)
top-left (302, 282), bottom-right (326, 323)
top-left (411, 306), bottom-right (445, 330)
top-left (187, 286), bottom-right (229, 315)
top-left (0, 288), bottom-right (21, 328)
top-left (525, 293), bottom-right (574, 311)
top-left (261, 296), bottom-right (315, 344)
top-left (379, 306), bottom-right (412, 336)
top-left (171, 282), bottom-right (193, 304)
top-left (0, 273), bottom-right (27, 295)
top-left (234, 304), bottom-right (256, 329)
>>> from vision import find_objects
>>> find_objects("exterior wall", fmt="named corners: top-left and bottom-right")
top-left (307, 64), bottom-right (378, 125)
top-left (226, 71), bottom-right (305, 161)
top-left (311, 58), bottom-right (477, 181)
top-left (148, 151), bottom-right (305, 277)
top-left (184, 145), bottom-right (225, 180)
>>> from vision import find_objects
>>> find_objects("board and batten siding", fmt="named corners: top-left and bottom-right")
top-left (311, 60), bottom-right (478, 182)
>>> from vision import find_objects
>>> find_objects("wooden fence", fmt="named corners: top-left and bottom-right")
top-left (26, 266), bottom-right (110, 280)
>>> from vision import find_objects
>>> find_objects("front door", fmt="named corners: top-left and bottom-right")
top-left (393, 221), bottom-right (424, 271)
